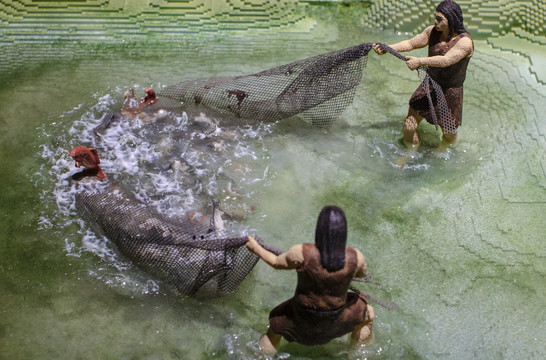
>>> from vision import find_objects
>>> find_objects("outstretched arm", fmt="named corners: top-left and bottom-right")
top-left (373, 26), bottom-right (433, 55)
top-left (246, 236), bottom-right (304, 270)
top-left (406, 36), bottom-right (473, 70)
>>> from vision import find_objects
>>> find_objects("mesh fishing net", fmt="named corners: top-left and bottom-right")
top-left (158, 43), bottom-right (409, 127)
top-left (417, 66), bottom-right (456, 133)
top-left (74, 43), bottom-right (453, 297)
top-left (75, 184), bottom-right (258, 296)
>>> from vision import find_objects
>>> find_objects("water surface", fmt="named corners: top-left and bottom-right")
top-left (1, 7), bottom-right (545, 360)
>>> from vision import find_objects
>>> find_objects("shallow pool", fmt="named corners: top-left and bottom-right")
top-left (1, 2), bottom-right (545, 360)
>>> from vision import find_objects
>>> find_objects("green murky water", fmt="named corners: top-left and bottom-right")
top-left (1, 3), bottom-right (545, 360)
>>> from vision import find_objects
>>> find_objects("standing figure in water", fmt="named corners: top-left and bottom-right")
top-left (373, 0), bottom-right (473, 149)
top-left (246, 206), bottom-right (374, 355)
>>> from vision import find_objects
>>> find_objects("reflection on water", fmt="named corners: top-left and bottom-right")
top-left (1, 4), bottom-right (545, 360)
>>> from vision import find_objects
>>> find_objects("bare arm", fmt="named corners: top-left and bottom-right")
top-left (373, 26), bottom-right (432, 54)
top-left (406, 36), bottom-right (473, 70)
top-left (353, 248), bottom-right (367, 278)
top-left (246, 236), bottom-right (304, 270)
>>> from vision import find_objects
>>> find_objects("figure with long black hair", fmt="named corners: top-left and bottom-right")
top-left (246, 206), bottom-right (374, 355)
top-left (373, 0), bottom-right (474, 149)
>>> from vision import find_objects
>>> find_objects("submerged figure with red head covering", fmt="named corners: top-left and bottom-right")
top-left (246, 206), bottom-right (374, 355)
top-left (373, 0), bottom-right (473, 150)
top-left (69, 146), bottom-right (107, 181)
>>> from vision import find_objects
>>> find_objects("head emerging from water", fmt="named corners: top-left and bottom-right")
top-left (69, 146), bottom-right (107, 181)
top-left (435, 0), bottom-right (466, 40)
top-left (315, 205), bottom-right (348, 272)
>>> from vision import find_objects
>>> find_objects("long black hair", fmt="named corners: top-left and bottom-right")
top-left (315, 205), bottom-right (348, 272)
top-left (436, 0), bottom-right (467, 40)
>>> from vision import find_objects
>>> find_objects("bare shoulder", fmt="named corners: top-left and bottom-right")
top-left (423, 25), bottom-right (434, 35)
top-left (454, 35), bottom-right (474, 56)
top-left (285, 244), bottom-right (304, 266)
top-left (458, 35), bottom-right (474, 47)
top-left (353, 248), bottom-right (366, 262)
top-left (417, 25), bottom-right (434, 40)
top-left (346, 246), bottom-right (365, 262)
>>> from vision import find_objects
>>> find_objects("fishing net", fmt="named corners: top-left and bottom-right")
top-left (158, 43), bottom-right (410, 127)
top-left (74, 42), bottom-right (453, 298)
top-left (417, 66), bottom-right (455, 132)
top-left (75, 184), bottom-right (259, 296)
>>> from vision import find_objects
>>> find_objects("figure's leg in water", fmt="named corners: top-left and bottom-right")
top-left (439, 130), bottom-right (458, 148)
top-left (403, 107), bottom-right (423, 149)
top-left (259, 328), bottom-right (282, 355)
top-left (350, 304), bottom-right (375, 345)
top-left (395, 108), bottom-right (423, 167)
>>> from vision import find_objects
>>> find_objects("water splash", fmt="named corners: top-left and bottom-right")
top-left (37, 86), bottom-right (275, 294)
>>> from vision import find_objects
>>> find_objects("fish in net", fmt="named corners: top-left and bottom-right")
top-left (75, 183), bottom-right (259, 296)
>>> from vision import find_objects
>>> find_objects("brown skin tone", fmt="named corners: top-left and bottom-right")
top-left (373, 11), bottom-right (473, 148)
top-left (246, 236), bottom-right (374, 355)
top-left (69, 146), bottom-right (107, 181)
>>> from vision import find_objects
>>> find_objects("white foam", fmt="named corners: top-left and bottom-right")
top-left (149, 172), bottom-right (182, 194)
top-left (38, 87), bottom-right (275, 294)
